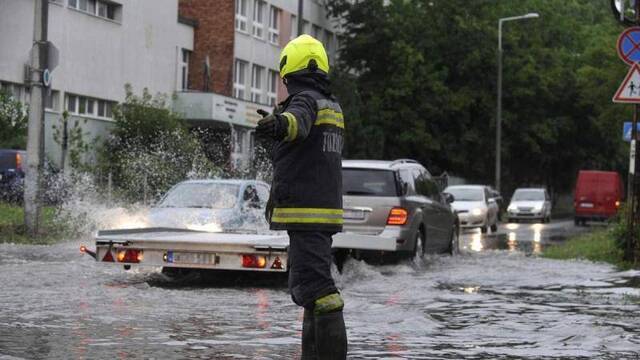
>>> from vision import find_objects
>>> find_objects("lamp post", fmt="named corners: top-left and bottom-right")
top-left (495, 13), bottom-right (539, 193)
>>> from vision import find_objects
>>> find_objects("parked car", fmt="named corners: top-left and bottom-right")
top-left (341, 159), bottom-right (459, 258)
top-left (574, 170), bottom-right (623, 226)
top-left (445, 185), bottom-right (499, 233)
top-left (0, 149), bottom-right (26, 203)
top-left (507, 188), bottom-right (552, 223)
top-left (148, 179), bottom-right (270, 232)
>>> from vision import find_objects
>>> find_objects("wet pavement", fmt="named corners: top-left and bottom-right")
top-left (1, 220), bottom-right (640, 359)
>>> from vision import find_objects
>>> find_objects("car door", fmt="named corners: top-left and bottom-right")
top-left (413, 169), bottom-right (447, 250)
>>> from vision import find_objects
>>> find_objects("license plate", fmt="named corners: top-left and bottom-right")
top-left (580, 203), bottom-right (594, 208)
top-left (343, 209), bottom-right (365, 220)
top-left (167, 251), bottom-right (218, 265)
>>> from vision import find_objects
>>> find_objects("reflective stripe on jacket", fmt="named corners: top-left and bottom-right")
top-left (269, 88), bottom-right (344, 232)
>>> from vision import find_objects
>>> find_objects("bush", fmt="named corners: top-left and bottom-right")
top-left (0, 89), bottom-right (28, 149)
top-left (97, 85), bottom-right (220, 202)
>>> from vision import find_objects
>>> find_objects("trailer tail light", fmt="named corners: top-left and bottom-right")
top-left (242, 254), bottom-right (267, 268)
top-left (15, 153), bottom-right (22, 171)
top-left (387, 208), bottom-right (408, 225)
top-left (79, 245), bottom-right (97, 259)
top-left (271, 256), bottom-right (284, 270)
top-left (116, 249), bottom-right (143, 263)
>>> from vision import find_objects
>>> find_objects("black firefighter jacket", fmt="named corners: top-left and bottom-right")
top-left (268, 77), bottom-right (344, 232)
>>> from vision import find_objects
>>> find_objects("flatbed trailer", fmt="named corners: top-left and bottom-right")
top-left (83, 228), bottom-right (397, 273)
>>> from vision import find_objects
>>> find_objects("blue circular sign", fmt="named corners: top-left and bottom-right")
top-left (618, 27), bottom-right (640, 65)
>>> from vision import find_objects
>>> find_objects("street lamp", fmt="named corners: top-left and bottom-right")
top-left (495, 12), bottom-right (539, 193)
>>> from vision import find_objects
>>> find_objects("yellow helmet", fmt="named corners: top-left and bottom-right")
top-left (279, 34), bottom-right (329, 78)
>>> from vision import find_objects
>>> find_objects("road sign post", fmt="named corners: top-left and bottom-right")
top-left (614, 4), bottom-right (640, 264)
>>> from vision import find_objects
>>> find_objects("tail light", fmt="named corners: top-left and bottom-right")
top-left (616, 200), bottom-right (621, 208)
top-left (387, 207), bottom-right (408, 225)
top-left (242, 254), bottom-right (267, 268)
top-left (15, 153), bottom-right (22, 171)
top-left (116, 249), bottom-right (143, 263)
top-left (79, 245), bottom-right (97, 259)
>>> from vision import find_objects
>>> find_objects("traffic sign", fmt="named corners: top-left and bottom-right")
top-left (42, 69), bottom-right (51, 87)
top-left (623, 121), bottom-right (640, 141)
top-left (613, 63), bottom-right (640, 103)
top-left (617, 27), bottom-right (640, 65)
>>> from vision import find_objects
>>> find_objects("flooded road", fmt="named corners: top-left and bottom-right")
top-left (1, 220), bottom-right (639, 359)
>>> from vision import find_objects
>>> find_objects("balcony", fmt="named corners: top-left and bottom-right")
top-left (173, 91), bottom-right (273, 128)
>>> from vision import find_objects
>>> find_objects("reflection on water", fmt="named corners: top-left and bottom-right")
top-left (1, 225), bottom-right (639, 359)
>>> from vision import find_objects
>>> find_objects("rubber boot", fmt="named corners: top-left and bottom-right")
top-left (301, 308), bottom-right (317, 360)
top-left (314, 310), bottom-right (347, 360)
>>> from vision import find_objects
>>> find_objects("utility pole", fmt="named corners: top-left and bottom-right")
top-left (24, 0), bottom-right (48, 237)
top-left (297, 0), bottom-right (304, 36)
top-left (627, 0), bottom-right (640, 263)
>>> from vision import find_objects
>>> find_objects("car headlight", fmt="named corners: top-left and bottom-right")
top-left (471, 208), bottom-right (483, 216)
top-left (533, 205), bottom-right (543, 212)
top-left (507, 205), bottom-right (516, 212)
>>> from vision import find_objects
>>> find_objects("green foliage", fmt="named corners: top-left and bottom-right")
top-left (98, 85), bottom-right (219, 202)
top-left (327, 0), bottom-right (629, 193)
top-left (52, 111), bottom-right (93, 171)
top-left (543, 227), bottom-right (631, 269)
top-left (0, 90), bottom-right (28, 149)
top-left (0, 202), bottom-right (65, 244)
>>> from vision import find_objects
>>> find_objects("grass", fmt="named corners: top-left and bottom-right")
top-left (0, 202), bottom-right (66, 244)
top-left (543, 227), bottom-right (634, 270)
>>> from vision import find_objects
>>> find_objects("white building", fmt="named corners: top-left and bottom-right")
top-left (0, 0), bottom-right (194, 168)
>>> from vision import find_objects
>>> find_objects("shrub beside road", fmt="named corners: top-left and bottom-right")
top-left (0, 203), bottom-right (64, 244)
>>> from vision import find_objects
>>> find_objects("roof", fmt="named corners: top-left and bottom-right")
top-left (176, 179), bottom-right (268, 187)
top-left (342, 159), bottom-right (424, 170)
top-left (445, 184), bottom-right (487, 190)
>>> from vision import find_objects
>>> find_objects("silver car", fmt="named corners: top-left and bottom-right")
top-left (342, 159), bottom-right (459, 258)
top-left (148, 179), bottom-right (271, 232)
top-left (445, 185), bottom-right (499, 233)
top-left (507, 188), bottom-right (552, 223)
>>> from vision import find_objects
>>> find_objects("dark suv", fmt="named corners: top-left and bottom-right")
top-left (342, 159), bottom-right (459, 258)
top-left (0, 149), bottom-right (26, 202)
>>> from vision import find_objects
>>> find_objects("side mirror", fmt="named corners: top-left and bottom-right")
top-left (488, 198), bottom-right (496, 205)
top-left (443, 192), bottom-right (455, 204)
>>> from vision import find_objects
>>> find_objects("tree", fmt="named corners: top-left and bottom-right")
top-left (0, 90), bottom-right (28, 149)
top-left (99, 85), bottom-right (219, 202)
top-left (327, 0), bottom-right (627, 195)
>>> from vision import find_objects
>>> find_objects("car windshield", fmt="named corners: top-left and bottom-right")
top-left (158, 183), bottom-right (239, 209)
top-left (342, 168), bottom-right (398, 196)
top-left (513, 190), bottom-right (544, 201)
top-left (445, 188), bottom-right (484, 201)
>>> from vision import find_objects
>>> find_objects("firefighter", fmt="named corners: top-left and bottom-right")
top-left (255, 34), bottom-right (347, 359)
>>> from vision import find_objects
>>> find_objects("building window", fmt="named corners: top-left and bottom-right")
top-left (312, 24), bottom-right (321, 39)
top-left (68, 0), bottom-right (121, 21)
top-left (65, 93), bottom-right (115, 119)
top-left (324, 30), bottom-right (334, 58)
top-left (267, 70), bottom-right (278, 106)
top-left (302, 20), bottom-right (310, 35)
top-left (252, 0), bottom-right (265, 39)
top-left (290, 15), bottom-right (297, 39)
top-left (268, 6), bottom-right (280, 45)
top-left (251, 65), bottom-right (264, 104)
top-left (44, 90), bottom-right (60, 111)
top-left (234, 59), bottom-right (248, 99)
top-left (180, 48), bottom-right (190, 91)
top-left (235, 0), bottom-right (248, 32)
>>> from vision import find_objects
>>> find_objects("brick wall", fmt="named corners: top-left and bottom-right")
top-left (179, 0), bottom-right (234, 96)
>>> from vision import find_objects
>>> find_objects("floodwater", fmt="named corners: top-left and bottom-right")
top-left (1, 220), bottom-right (639, 359)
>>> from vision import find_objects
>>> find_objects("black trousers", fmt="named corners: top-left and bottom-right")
top-left (287, 231), bottom-right (338, 309)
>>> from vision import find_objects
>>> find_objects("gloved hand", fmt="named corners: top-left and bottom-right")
top-left (256, 109), bottom-right (287, 141)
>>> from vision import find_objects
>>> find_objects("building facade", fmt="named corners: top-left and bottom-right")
top-left (0, 0), bottom-right (338, 172)
top-left (0, 0), bottom-right (194, 168)
top-left (176, 0), bottom-right (338, 169)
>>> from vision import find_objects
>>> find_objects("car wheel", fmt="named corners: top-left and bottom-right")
top-left (448, 225), bottom-right (459, 255)
top-left (574, 217), bottom-right (580, 226)
top-left (413, 228), bottom-right (426, 259)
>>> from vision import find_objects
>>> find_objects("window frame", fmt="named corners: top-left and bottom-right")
top-left (252, 0), bottom-right (265, 40)
top-left (251, 64), bottom-right (264, 104)
top-left (268, 5), bottom-right (280, 45)
top-left (235, 0), bottom-right (248, 33)
top-left (233, 59), bottom-right (248, 100)
top-left (267, 70), bottom-right (278, 106)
